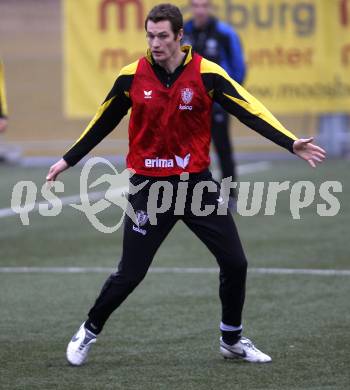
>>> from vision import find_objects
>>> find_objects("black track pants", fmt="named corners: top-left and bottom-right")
top-left (87, 170), bottom-right (247, 333)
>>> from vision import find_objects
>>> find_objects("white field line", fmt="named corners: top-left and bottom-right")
top-left (0, 162), bottom-right (270, 219)
top-left (0, 267), bottom-right (349, 276)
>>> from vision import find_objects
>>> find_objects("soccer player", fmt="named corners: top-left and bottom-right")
top-left (183, 0), bottom-right (246, 203)
top-left (46, 3), bottom-right (326, 366)
top-left (0, 60), bottom-right (8, 133)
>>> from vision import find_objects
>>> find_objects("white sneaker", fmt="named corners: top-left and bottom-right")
top-left (220, 337), bottom-right (272, 363)
top-left (66, 323), bottom-right (97, 366)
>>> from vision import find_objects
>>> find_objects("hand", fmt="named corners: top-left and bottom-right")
top-left (0, 118), bottom-right (8, 133)
top-left (46, 158), bottom-right (69, 182)
top-left (293, 137), bottom-right (326, 168)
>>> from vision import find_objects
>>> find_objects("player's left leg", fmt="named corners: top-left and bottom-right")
top-left (183, 206), bottom-right (247, 333)
top-left (182, 177), bottom-right (271, 363)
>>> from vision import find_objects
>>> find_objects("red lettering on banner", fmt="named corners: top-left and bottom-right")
top-left (342, 44), bottom-right (350, 65)
top-left (247, 47), bottom-right (314, 67)
top-left (99, 0), bottom-right (144, 31)
top-left (340, 0), bottom-right (349, 26)
top-left (100, 48), bottom-right (128, 69)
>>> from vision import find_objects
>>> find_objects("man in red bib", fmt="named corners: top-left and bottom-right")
top-left (47, 3), bottom-right (326, 366)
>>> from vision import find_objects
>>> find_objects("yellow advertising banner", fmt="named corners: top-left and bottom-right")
top-left (64, 0), bottom-right (350, 117)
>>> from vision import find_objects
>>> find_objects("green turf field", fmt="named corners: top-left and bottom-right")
top-left (0, 160), bottom-right (349, 389)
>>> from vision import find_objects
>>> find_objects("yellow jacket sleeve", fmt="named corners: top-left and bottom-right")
top-left (0, 61), bottom-right (8, 118)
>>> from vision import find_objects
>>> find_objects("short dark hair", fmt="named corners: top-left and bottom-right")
top-left (145, 3), bottom-right (183, 36)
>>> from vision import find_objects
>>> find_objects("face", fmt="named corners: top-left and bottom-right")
top-left (191, 0), bottom-right (212, 27)
top-left (146, 20), bottom-right (183, 62)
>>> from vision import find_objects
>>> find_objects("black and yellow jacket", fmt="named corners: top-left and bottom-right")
top-left (0, 60), bottom-right (8, 119)
top-left (63, 46), bottom-right (297, 166)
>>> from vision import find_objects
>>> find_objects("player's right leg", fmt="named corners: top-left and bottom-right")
top-left (66, 176), bottom-right (178, 366)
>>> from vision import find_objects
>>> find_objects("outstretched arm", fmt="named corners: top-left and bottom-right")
top-left (0, 60), bottom-right (8, 133)
top-left (293, 137), bottom-right (326, 168)
top-left (46, 62), bottom-right (136, 182)
top-left (46, 158), bottom-right (69, 181)
top-left (200, 59), bottom-right (326, 166)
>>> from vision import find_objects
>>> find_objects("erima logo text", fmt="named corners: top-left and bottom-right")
top-left (144, 90), bottom-right (152, 99)
top-left (145, 158), bottom-right (174, 168)
top-left (144, 154), bottom-right (190, 169)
